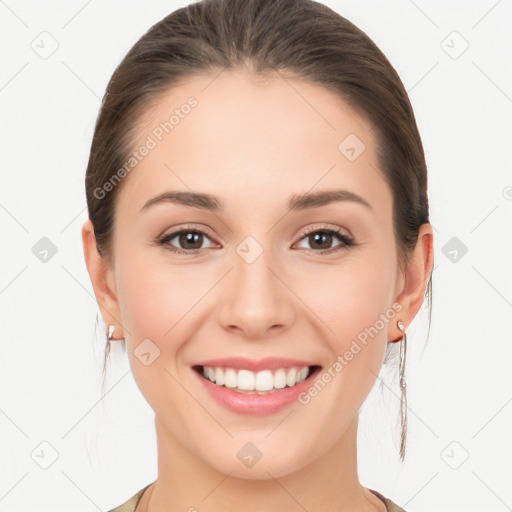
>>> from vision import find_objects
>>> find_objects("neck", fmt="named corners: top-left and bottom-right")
top-left (139, 414), bottom-right (385, 512)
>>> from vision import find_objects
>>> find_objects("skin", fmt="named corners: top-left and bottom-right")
top-left (82, 70), bottom-right (433, 512)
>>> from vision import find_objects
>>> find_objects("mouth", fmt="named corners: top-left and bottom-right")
top-left (192, 364), bottom-right (322, 395)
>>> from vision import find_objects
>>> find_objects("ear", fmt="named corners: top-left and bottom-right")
top-left (390, 223), bottom-right (434, 342)
top-left (81, 219), bottom-right (124, 338)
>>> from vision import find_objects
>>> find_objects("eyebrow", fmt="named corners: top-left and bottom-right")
top-left (141, 189), bottom-right (372, 212)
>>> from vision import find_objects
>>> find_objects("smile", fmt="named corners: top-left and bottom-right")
top-left (193, 364), bottom-right (321, 394)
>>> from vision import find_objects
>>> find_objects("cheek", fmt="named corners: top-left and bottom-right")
top-left (117, 272), bottom-right (172, 341)
top-left (113, 255), bottom-right (201, 413)
top-left (115, 248), bottom-right (205, 342)
top-left (299, 254), bottom-right (396, 344)
top-left (295, 255), bottom-right (397, 407)
top-left (298, 260), bottom-right (395, 419)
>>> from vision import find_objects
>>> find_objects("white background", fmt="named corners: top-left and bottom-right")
top-left (1, 1), bottom-right (511, 511)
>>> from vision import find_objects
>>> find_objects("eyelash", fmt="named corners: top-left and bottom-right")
top-left (156, 224), bottom-right (354, 256)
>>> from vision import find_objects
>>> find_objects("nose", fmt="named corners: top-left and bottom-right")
top-left (217, 245), bottom-right (296, 339)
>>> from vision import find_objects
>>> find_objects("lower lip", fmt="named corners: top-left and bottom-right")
top-left (193, 366), bottom-right (321, 416)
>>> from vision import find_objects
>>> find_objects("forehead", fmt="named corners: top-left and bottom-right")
top-left (119, 70), bottom-right (388, 214)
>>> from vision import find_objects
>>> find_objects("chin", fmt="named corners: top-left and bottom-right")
top-left (204, 442), bottom-right (308, 481)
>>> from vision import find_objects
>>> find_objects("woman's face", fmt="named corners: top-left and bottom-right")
top-left (87, 70), bottom-right (422, 478)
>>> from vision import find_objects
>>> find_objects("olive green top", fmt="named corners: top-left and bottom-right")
top-left (107, 483), bottom-right (407, 511)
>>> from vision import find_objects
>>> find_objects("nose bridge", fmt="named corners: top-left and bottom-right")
top-left (217, 235), bottom-right (294, 336)
top-left (233, 238), bottom-right (279, 308)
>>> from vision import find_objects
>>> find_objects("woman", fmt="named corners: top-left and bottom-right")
top-left (82, 0), bottom-right (434, 510)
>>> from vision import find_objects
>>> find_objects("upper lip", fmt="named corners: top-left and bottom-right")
top-left (193, 357), bottom-right (321, 372)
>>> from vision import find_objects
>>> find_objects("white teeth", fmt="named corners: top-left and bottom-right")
top-left (224, 368), bottom-right (237, 388)
top-left (255, 370), bottom-right (274, 391)
top-left (200, 365), bottom-right (312, 392)
top-left (286, 368), bottom-right (297, 387)
top-left (238, 370), bottom-right (255, 390)
top-left (274, 368), bottom-right (287, 389)
top-left (214, 367), bottom-right (225, 386)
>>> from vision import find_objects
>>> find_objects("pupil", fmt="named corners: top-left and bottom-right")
top-left (180, 232), bottom-right (202, 249)
top-left (311, 232), bottom-right (331, 249)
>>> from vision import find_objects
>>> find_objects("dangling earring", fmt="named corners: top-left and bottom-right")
top-left (397, 319), bottom-right (408, 461)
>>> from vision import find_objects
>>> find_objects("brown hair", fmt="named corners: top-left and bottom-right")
top-left (86, 0), bottom-right (433, 459)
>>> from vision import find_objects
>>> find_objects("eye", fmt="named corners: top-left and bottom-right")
top-left (294, 226), bottom-right (354, 255)
top-left (155, 224), bottom-right (354, 256)
top-left (156, 226), bottom-right (216, 255)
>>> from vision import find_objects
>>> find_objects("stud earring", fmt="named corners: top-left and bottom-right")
top-left (397, 319), bottom-right (408, 461)
top-left (106, 323), bottom-right (126, 354)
